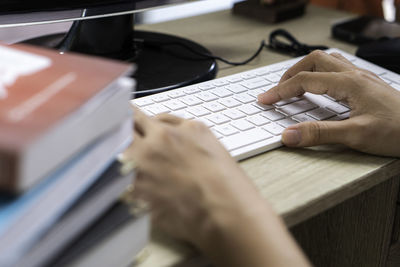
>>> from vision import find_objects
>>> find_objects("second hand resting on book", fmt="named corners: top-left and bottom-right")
top-left (125, 50), bottom-right (400, 267)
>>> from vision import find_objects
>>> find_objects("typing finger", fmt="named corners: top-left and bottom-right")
top-left (280, 50), bottom-right (354, 83)
top-left (258, 71), bottom-right (356, 104)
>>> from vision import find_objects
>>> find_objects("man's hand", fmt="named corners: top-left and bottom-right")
top-left (124, 108), bottom-right (310, 267)
top-left (258, 50), bottom-right (400, 157)
top-left (125, 108), bottom-right (263, 245)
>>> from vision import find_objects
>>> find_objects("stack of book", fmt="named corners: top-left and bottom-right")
top-left (0, 43), bottom-right (149, 267)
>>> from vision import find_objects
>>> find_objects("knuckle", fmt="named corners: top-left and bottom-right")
top-left (329, 52), bottom-right (341, 57)
top-left (309, 49), bottom-right (326, 59)
top-left (295, 71), bottom-right (310, 81)
top-left (350, 69), bottom-right (369, 80)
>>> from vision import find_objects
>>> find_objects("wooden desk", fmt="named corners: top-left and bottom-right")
top-left (136, 5), bottom-right (400, 267)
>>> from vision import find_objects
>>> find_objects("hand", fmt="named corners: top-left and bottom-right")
top-left (258, 50), bottom-right (400, 157)
top-left (124, 108), bottom-right (309, 267)
top-left (125, 108), bottom-right (263, 244)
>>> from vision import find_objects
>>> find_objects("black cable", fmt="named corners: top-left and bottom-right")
top-left (267, 29), bottom-right (329, 57)
top-left (135, 38), bottom-right (267, 66)
top-left (134, 29), bottom-right (328, 66)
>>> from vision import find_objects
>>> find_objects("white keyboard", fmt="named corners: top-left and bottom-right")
top-left (132, 48), bottom-right (400, 160)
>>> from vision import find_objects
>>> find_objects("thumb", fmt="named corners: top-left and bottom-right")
top-left (281, 120), bottom-right (352, 147)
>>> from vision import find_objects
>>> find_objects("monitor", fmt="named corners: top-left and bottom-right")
top-left (0, 0), bottom-right (218, 97)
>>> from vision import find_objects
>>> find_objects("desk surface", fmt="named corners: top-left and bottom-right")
top-left (136, 5), bottom-right (400, 267)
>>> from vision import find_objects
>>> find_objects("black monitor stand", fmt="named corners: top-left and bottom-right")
top-left (22, 14), bottom-right (217, 98)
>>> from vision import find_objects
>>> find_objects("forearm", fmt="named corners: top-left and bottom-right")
top-left (196, 198), bottom-right (311, 267)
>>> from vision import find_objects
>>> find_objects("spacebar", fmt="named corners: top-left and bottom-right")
top-left (220, 128), bottom-right (272, 151)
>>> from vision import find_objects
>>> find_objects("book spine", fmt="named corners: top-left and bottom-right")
top-left (0, 152), bottom-right (17, 192)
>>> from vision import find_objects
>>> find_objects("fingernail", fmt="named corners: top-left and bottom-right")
top-left (282, 129), bottom-right (301, 146)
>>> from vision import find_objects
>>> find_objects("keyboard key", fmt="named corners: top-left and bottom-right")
top-left (326, 103), bottom-right (350, 114)
top-left (263, 122), bottom-right (285, 135)
top-left (225, 84), bottom-right (247, 93)
top-left (241, 73), bottom-right (257, 79)
top-left (306, 107), bottom-right (335, 120)
top-left (206, 113), bottom-right (231, 124)
top-left (263, 73), bottom-right (281, 83)
top-left (198, 83), bottom-right (215, 90)
top-left (274, 97), bottom-right (302, 107)
top-left (220, 128), bottom-right (272, 151)
top-left (233, 93), bottom-right (255, 104)
top-left (292, 113), bottom-right (315, 123)
top-left (144, 104), bottom-right (170, 115)
top-left (276, 118), bottom-right (298, 128)
top-left (253, 102), bottom-right (274, 111)
top-left (168, 90), bottom-right (186, 98)
top-left (212, 87), bottom-right (233, 98)
top-left (337, 111), bottom-right (350, 120)
top-left (238, 104), bottom-right (261, 115)
top-left (247, 114), bottom-right (270, 126)
top-left (151, 94), bottom-right (170, 103)
top-left (241, 77), bottom-right (270, 89)
top-left (213, 80), bottom-right (230, 87)
top-left (247, 88), bottom-right (265, 97)
top-left (231, 119), bottom-right (254, 131)
top-left (187, 106), bottom-right (210, 117)
top-left (261, 110), bottom-right (285, 121)
top-left (163, 100), bottom-right (186, 111)
top-left (181, 95), bottom-right (203, 106)
top-left (134, 97), bottom-right (153, 107)
top-left (277, 100), bottom-right (318, 116)
top-left (196, 91), bottom-right (218, 102)
top-left (255, 68), bottom-right (270, 76)
top-left (203, 101), bottom-right (226, 112)
top-left (323, 94), bottom-right (337, 102)
top-left (339, 101), bottom-right (350, 108)
top-left (269, 64), bottom-right (284, 72)
top-left (227, 76), bottom-right (243, 83)
top-left (223, 109), bottom-right (246, 120)
top-left (219, 97), bottom-right (241, 108)
top-left (215, 124), bottom-right (239, 136)
top-left (184, 86), bottom-right (201, 94)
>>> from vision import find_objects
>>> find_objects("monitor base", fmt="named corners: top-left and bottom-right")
top-left (21, 14), bottom-right (217, 98)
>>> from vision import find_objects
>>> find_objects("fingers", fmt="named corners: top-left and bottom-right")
top-left (132, 105), bottom-right (155, 137)
top-left (279, 50), bottom-right (354, 83)
top-left (154, 113), bottom-right (184, 125)
top-left (259, 71), bottom-right (358, 104)
top-left (281, 119), bottom-right (355, 147)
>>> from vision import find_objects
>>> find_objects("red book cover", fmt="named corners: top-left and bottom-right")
top-left (0, 43), bottom-right (133, 190)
